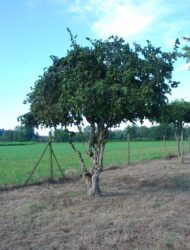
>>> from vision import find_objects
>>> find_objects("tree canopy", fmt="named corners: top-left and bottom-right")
top-left (159, 100), bottom-right (190, 127)
top-left (159, 100), bottom-right (190, 163)
top-left (182, 36), bottom-right (190, 64)
top-left (19, 33), bottom-right (179, 196)
top-left (20, 35), bottom-right (179, 129)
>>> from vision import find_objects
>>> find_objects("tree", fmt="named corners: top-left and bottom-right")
top-left (159, 100), bottom-right (190, 163)
top-left (1, 130), bottom-right (14, 141)
top-left (149, 124), bottom-right (174, 140)
top-left (0, 129), bottom-right (5, 137)
top-left (13, 126), bottom-right (37, 141)
top-left (19, 32), bottom-right (179, 196)
top-left (182, 36), bottom-right (190, 66)
top-left (124, 125), bottom-right (138, 139)
top-left (54, 129), bottom-right (70, 142)
top-left (138, 126), bottom-right (150, 140)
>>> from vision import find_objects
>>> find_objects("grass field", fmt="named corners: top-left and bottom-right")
top-left (0, 140), bottom-right (189, 186)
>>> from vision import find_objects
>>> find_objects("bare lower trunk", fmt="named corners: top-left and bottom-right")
top-left (180, 131), bottom-right (184, 163)
top-left (87, 144), bottom-right (105, 197)
top-left (86, 123), bottom-right (108, 197)
top-left (179, 138), bottom-right (184, 164)
top-left (179, 155), bottom-right (184, 164)
top-left (175, 130), bottom-right (184, 164)
top-left (87, 168), bottom-right (102, 197)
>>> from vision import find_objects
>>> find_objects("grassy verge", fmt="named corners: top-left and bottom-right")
top-left (1, 156), bottom-right (190, 249)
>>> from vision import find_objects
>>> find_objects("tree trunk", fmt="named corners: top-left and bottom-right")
top-left (87, 168), bottom-right (102, 197)
top-left (175, 130), bottom-right (184, 164)
top-left (87, 143), bottom-right (105, 197)
top-left (179, 131), bottom-right (184, 164)
top-left (86, 124), bottom-right (107, 197)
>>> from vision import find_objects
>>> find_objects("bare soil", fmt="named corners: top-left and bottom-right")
top-left (1, 155), bottom-right (190, 250)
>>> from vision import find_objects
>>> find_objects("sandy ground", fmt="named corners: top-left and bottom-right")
top-left (1, 155), bottom-right (190, 250)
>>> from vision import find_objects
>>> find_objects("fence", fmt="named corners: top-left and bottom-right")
top-left (0, 134), bottom-right (190, 188)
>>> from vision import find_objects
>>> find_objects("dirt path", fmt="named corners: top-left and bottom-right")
top-left (1, 156), bottom-right (190, 250)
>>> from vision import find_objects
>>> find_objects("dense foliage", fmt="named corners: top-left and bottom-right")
top-left (20, 36), bottom-right (179, 129)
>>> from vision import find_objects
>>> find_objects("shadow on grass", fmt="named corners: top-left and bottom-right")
top-left (102, 191), bottom-right (132, 198)
top-left (0, 175), bottom-right (81, 192)
top-left (0, 142), bottom-right (36, 147)
top-left (136, 174), bottom-right (190, 193)
top-left (104, 173), bottom-right (190, 198)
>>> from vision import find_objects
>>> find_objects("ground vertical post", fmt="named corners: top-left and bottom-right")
top-left (49, 131), bottom-right (53, 181)
top-left (189, 135), bottom-right (190, 153)
top-left (163, 134), bottom-right (166, 160)
top-left (127, 133), bottom-right (130, 166)
top-left (24, 143), bottom-right (49, 186)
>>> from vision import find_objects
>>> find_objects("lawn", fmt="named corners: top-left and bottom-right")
top-left (0, 140), bottom-right (189, 186)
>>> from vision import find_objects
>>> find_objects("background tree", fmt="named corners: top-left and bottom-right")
top-left (0, 129), bottom-right (5, 137)
top-left (182, 36), bottom-right (190, 67)
top-left (124, 125), bottom-right (138, 140)
top-left (54, 129), bottom-right (70, 142)
top-left (13, 126), bottom-right (37, 141)
top-left (148, 124), bottom-right (174, 140)
top-left (19, 33), bottom-right (179, 196)
top-left (159, 100), bottom-right (190, 163)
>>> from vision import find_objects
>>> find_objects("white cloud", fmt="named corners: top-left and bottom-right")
top-left (44, 0), bottom-right (190, 48)
top-left (176, 63), bottom-right (190, 72)
top-left (68, 0), bottom-right (163, 39)
top-left (92, 2), bottom-right (153, 38)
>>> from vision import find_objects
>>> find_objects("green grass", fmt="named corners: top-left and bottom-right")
top-left (0, 140), bottom-right (189, 186)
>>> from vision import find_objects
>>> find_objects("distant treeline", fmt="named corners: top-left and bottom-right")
top-left (1, 124), bottom-right (190, 142)
top-left (0, 127), bottom-right (46, 142)
top-left (54, 124), bottom-right (190, 142)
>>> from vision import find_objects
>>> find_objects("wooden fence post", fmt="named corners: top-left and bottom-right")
top-left (163, 134), bottom-right (166, 160)
top-left (49, 131), bottom-right (53, 181)
top-left (24, 131), bottom-right (64, 186)
top-left (24, 143), bottom-right (49, 186)
top-left (127, 133), bottom-right (130, 166)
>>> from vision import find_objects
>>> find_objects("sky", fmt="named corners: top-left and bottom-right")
top-left (0, 0), bottom-right (190, 134)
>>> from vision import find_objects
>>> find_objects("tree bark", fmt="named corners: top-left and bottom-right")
top-left (175, 129), bottom-right (184, 164)
top-left (66, 123), bottom-right (107, 197)
top-left (87, 144), bottom-right (104, 197)
top-left (85, 123), bottom-right (108, 197)
top-left (87, 168), bottom-right (102, 197)
top-left (179, 130), bottom-right (184, 164)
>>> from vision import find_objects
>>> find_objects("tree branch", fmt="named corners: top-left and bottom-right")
top-left (66, 129), bottom-right (88, 174)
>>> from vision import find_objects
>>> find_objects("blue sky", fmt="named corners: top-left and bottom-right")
top-left (0, 0), bottom-right (190, 133)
